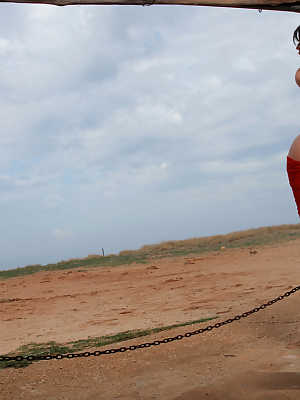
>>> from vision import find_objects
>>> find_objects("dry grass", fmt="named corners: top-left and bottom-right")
top-left (1, 223), bottom-right (300, 280)
top-left (139, 224), bottom-right (300, 256)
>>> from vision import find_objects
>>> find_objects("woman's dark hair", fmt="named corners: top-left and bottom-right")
top-left (293, 25), bottom-right (300, 47)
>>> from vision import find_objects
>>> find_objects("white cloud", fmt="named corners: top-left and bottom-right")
top-left (44, 193), bottom-right (65, 209)
top-left (14, 176), bottom-right (44, 187)
top-left (0, 4), bottom-right (299, 270)
top-left (0, 38), bottom-right (10, 55)
top-left (52, 228), bottom-right (72, 240)
top-left (233, 56), bottom-right (256, 72)
top-left (0, 174), bottom-right (11, 182)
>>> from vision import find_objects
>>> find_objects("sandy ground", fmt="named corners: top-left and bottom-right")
top-left (1, 239), bottom-right (300, 399)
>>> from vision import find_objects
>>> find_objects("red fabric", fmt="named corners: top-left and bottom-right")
top-left (287, 156), bottom-right (300, 216)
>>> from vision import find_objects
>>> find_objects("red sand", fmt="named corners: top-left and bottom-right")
top-left (1, 239), bottom-right (300, 399)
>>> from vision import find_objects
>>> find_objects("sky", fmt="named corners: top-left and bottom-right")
top-left (0, 2), bottom-right (299, 271)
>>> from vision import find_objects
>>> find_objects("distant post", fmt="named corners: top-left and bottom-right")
top-left (102, 248), bottom-right (105, 256)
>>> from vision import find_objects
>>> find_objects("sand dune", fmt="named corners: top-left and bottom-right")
top-left (1, 239), bottom-right (300, 399)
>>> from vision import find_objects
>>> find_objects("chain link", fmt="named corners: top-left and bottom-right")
top-left (1, 285), bottom-right (300, 363)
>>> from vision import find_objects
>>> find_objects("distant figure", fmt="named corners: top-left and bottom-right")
top-left (287, 26), bottom-right (300, 215)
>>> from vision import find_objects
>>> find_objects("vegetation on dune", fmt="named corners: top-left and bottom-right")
top-left (1, 223), bottom-right (300, 280)
top-left (0, 316), bottom-right (218, 369)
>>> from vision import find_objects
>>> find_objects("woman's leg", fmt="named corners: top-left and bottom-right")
top-left (287, 136), bottom-right (300, 216)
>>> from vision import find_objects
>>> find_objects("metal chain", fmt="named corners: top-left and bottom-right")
top-left (1, 285), bottom-right (300, 363)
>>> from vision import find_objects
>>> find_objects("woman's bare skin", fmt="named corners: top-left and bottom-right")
top-left (296, 66), bottom-right (300, 87)
top-left (288, 135), bottom-right (300, 161)
top-left (295, 43), bottom-right (300, 86)
top-left (288, 42), bottom-right (300, 160)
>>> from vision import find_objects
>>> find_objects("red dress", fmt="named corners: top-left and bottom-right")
top-left (287, 156), bottom-right (300, 216)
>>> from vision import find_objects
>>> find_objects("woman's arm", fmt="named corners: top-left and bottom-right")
top-left (296, 68), bottom-right (300, 87)
top-left (295, 40), bottom-right (300, 86)
top-left (288, 135), bottom-right (300, 160)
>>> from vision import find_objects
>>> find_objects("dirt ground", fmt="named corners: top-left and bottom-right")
top-left (1, 239), bottom-right (300, 399)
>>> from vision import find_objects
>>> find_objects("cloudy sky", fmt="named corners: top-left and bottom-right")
top-left (0, 2), bottom-right (299, 271)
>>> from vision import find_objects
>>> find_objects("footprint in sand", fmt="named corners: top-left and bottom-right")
top-left (163, 278), bottom-right (183, 284)
top-left (265, 284), bottom-right (286, 290)
top-left (170, 285), bottom-right (185, 290)
top-left (183, 305), bottom-right (202, 311)
top-left (80, 318), bottom-right (119, 327)
top-left (146, 266), bottom-right (160, 270)
top-left (182, 301), bottom-right (211, 311)
top-left (216, 308), bottom-right (232, 314)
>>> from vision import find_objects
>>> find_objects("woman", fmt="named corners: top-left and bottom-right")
top-left (287, 25), bottom-right (300, 215)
